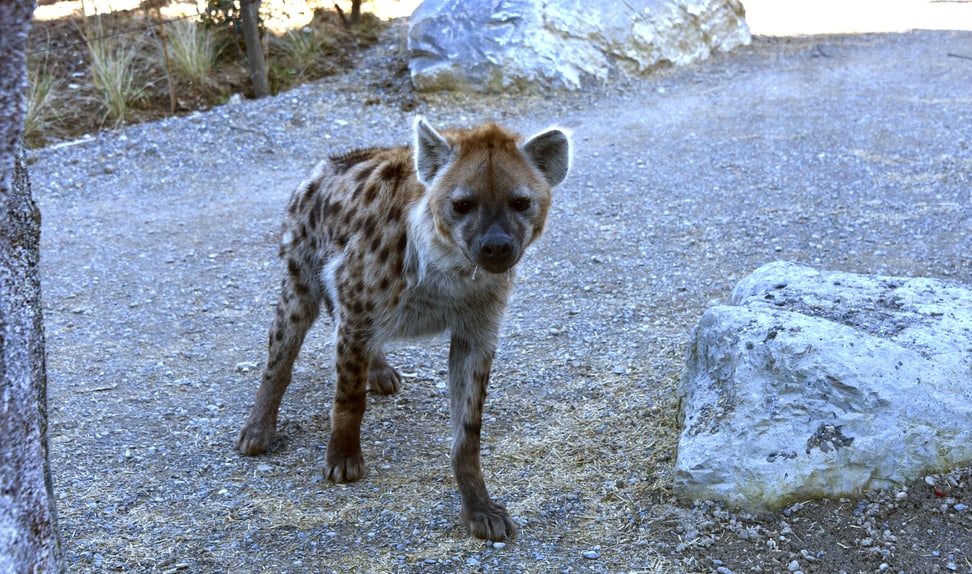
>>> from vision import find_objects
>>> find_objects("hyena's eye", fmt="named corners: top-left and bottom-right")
top-left (510, 197), bottom-right (531, 212)
top-left (452, 199), bottom-right (475, 215)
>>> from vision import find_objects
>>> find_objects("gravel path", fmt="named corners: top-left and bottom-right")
top-left (31, 28), bottom-right (972, 573)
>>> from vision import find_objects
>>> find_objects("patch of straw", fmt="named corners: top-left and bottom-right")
top-left (161, 18), bottom-right (222, 86)
top-left (24, 56), bottom-right (64, 145)
top-left (84, 16), bottom-right (148, 126)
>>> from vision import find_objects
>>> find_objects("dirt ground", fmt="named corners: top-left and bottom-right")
top-left (26, 7), bottom-right (972, 574)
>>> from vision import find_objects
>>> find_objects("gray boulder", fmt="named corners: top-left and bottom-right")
top-left (675, 261), bottom-right (972, 511)
top-left (407, 0), bottom-right (750, 93)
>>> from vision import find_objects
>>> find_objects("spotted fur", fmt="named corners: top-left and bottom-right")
top-left (237, 118), bottom-right (570, 541)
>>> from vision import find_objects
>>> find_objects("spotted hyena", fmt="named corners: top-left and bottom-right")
top-left (237, 118), bottom-right (570, 540)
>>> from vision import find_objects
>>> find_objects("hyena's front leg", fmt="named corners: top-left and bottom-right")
top-left (448, 333), bottom-right (518, 541)
top-left (324, 325), bottom-right (370, 483)
top-left (238, 276), bottom-right (321, 455)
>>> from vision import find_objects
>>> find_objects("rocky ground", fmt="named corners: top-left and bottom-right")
top-left (28, 16), bottom-right (972, 574)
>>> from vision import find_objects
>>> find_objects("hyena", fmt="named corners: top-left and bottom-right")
top-left (237, 118), bottom-right (570, 541)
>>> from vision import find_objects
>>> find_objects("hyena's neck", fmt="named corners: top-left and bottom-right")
top-left (405, 194), bottom-right (473, 284)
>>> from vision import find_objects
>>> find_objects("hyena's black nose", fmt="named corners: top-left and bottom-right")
top-left (481, 236), bottom-right (513, 259)
top-left (477, 226), bottom-right (517, 272)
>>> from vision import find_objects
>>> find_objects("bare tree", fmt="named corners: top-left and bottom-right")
top-left (335, 0), bottom-right (363, 28)
top-left (0, 0), bottom-right (64, 571)
top-left (240, 0), bottom-right (269, 98)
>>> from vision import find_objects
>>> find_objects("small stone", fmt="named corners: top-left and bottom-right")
top-left (236, 361), bottom-right (258, 373)
top-left (954, 503), bottom-right (968, 512)
top-left (788, 560), bottom-right (800, 572)
top-left (492, 542), bottom-right (506, 549)
top-left (582, 550), bottom-right (599, 559)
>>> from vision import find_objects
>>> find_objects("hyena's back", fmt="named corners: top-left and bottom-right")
top-left (279, 145), bottom-right (421, 318)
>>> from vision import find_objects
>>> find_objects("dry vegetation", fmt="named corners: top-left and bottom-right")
top-left (25, 0), bottom-right (387, 147)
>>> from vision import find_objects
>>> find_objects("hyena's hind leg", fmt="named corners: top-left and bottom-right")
top-left (367, 350), bottom-right (402, 395)
top-left (238, 251), bottom-right (323, 455)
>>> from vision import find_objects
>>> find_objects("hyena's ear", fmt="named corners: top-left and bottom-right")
top-left (414, 118), bottom-right (453, 184)
top-left (522, 128), bottom-right (570, 187)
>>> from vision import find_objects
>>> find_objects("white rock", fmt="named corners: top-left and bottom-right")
top-left (675, 261), bottom-right (972, 511)
top-left (408, 0), bottom-right (750, 93)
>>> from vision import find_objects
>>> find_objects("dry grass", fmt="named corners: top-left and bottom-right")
top-left (190, 337), bottom-right (686, 572)
top-left (83, 18), bottom-right (149, 126)
top-left (494, 370), bottom-right (682, 573)
top-left (24, 55), bottom-right (64, 146)
top-left (266, 10), bottom-right (383, 92)
top-left (159, 18), bottom-right (223, 86)
top-left (270, 28), bottom-right (337, 86)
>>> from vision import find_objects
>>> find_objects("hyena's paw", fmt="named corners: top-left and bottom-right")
top-left (367, 358), bottom-right (402, 395)
top-left (324, 451), bottom-right (368, 483)
top-left (463, 500), bottom-right (519, 541)
top-left (237, 423), bottom-right (276, 456)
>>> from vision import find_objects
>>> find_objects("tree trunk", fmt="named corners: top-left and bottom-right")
top-left (240, 0), bottom-right (269, 98)
top-left (0, 0), bottom-right (64, 572)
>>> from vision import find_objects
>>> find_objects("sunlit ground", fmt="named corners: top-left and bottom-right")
top-left (33, 0), bottom-right (972, 35)
top-left (744, 0), bottom-right (972, 35)
top-left (33, 0), bottom-right (423, 32)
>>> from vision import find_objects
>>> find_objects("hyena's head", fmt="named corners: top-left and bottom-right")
top-left (414, 118), bottom-right (570, 274)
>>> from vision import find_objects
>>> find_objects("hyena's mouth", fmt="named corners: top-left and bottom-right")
top-left (477, 261), bottom-right (516, 275)
top-left (471, 247), bottom-right (521, 275)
